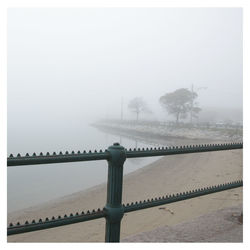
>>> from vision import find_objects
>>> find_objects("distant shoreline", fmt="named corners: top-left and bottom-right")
top-left (91, 121), bottom-right (242, 146)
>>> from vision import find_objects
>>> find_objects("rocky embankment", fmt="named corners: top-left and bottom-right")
top-left (92, 120), bottom-right (243, 144)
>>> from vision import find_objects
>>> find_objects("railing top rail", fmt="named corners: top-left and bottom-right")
top-left (7, 150), bottom-right (110, 166)
top-left (125, 142), bottom-right (243, 158)
top-left (7, 142), bottom-right (243, 167)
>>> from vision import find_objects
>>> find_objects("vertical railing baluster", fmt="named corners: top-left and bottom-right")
top-left (104, 143), bottom-right (126, 242)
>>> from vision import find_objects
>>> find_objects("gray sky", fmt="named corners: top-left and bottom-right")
top-left (8, 8), bottom-right (242, 123)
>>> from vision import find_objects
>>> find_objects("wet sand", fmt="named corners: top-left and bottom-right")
top-left (7, 149), bottom-right (243, 242)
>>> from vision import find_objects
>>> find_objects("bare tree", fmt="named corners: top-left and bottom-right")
top-left (128, 97), bottom-right (150, 121)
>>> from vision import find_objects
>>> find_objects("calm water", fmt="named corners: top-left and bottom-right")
top-left (8, 122), bottom-right (165, 213)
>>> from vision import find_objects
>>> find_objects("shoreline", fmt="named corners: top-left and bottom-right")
top-left (8, 148), bottom-right (243, 242)
top-left (91, 123), bottom-right (242, 147)
top-left (8, 155), bottom-right (161, 215)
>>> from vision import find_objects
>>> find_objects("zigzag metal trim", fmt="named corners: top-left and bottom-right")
top-left (8, 149), bottom-right (108, 158)
top-left (7, 180), bottom-right (243, 236)
top-left (124, 142), bottom-right (242, 152)
top-left (8, 208), bottom-right (106, 236)
top-left (7, 150), bottom-right (110, 166)
top-left (122, 180), bottom-right (243, 213)
top-left (7, 142), bottom-right (243, 166)
top-left (125, 142), bottom-right (243, 158)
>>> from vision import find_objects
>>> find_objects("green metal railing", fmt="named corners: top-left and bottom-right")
top-left (7, 142), bottom-right (243, 242)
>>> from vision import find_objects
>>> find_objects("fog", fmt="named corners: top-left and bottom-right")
top-left (7, 8), bottom-right (242, 211)
top-left (8, 8), bottom-right (242, 126)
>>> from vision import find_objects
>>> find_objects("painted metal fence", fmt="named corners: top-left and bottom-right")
top-left (7, 142), bottom-right (243, 242)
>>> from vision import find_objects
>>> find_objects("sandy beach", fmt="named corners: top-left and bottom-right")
top-left (7, 148), bottom-right (243, 242)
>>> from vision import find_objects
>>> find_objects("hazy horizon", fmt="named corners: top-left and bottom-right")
top-left (8, 8), bottom-right (242, 127)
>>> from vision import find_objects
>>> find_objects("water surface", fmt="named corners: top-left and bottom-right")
top-left (8, 122), bottom-right (164, 213)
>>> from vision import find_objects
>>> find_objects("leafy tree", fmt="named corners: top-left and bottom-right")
top-left (159, 88), bottom-right (201, 123)
top-left (128, 97), bottom-right (150, 121)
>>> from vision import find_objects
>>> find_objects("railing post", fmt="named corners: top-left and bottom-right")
top-left (104, 142), bottom-right (126, 242)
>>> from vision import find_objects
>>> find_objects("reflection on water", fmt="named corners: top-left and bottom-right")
top-left (7, 123), bottom-right (163, 213)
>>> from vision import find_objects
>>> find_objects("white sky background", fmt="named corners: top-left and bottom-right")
top-left (8, 8), bottom-right (242, 122)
